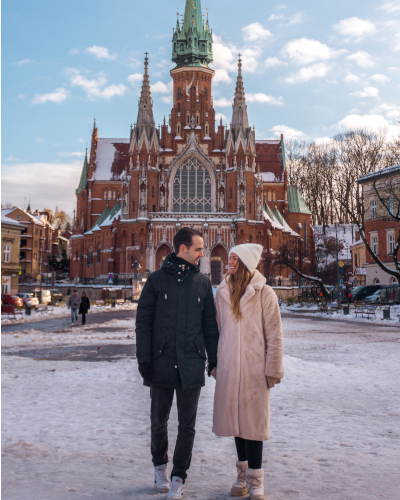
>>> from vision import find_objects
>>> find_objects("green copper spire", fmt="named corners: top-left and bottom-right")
top-left (75, 149), bottom-right (88, 194)
top-left (172, 0), bottom-right (213, 68)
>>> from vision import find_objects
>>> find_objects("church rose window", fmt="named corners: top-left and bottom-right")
top-left (173, 156), bottom-right (212, 213)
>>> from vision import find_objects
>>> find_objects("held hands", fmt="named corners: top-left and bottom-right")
top-left (138, 362), bottom-right (152, 381)
top-left (207, 362), bottom-right (217, 379)
top-left (266, 376), bottom-right (279, 389)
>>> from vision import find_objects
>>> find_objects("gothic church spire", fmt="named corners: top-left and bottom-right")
top-left (231, 54), bottom-right (250, 134)
top-left (136, 53), bottom-right (155, 135)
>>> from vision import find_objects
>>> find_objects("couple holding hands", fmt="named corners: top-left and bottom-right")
top-left (136, 227), bottom-right (284, 500)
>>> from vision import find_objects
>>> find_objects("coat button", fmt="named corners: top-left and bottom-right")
top-left (159, 350), bottom-right (161, 353)
top-left (175, 365), bottom-right (177, 368)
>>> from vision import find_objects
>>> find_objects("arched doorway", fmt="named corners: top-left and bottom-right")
top-left (373, 278), bottom-right (380, 285)
top-left (210, 245), bottom-right (228, 285)
top-left (389, 277), bottom-right (398, 285)
top-left (155, 244), bottom-right (172, 270)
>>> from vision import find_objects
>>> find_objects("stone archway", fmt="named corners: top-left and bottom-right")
top-left (155, 244), bottom-right (173, 270)
top-left (210, 245), bottom-right (228, 285)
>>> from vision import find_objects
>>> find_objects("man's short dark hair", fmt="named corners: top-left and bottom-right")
top-left (173, 227), bottom-right (203, 254)
top-left (73, 290), bottom-right (77, 293)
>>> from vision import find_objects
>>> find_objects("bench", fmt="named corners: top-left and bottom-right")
top-left (1, 305), bottom-right (24, 320)
top-left (354, 305), bottom-right (377, 319)
top-left (35, 304), bottom-right (51, 314)
top-left (95, 300), bottom-right (105, 306)
top-left (115, 299), bottom-right (125, 306)
top-left (319, 302), bottom-right (338, 314)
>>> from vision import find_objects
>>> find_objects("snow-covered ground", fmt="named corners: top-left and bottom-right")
top-left (1, 302), bottom-right (137, 326)
top-left (2, 314), bottom-right (400, 499)
top-left (281, 301), bottom-right (400, 325)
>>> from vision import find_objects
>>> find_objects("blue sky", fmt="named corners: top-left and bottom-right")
top-left (2, 0), bottom-right (400, 214)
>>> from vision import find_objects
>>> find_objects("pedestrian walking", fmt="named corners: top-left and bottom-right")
top-left (212, 244), bottom-right (284, 500)
top-left (66, 288), bottom-right (72, 296)
top-left (67, 290), bottom-right (81, 326)
top-left (136, 227), bottom-right (219, 499)
top-left (79, 293), bottom-right (90, 325)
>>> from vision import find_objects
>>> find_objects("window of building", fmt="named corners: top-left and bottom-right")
top-left (87, 247), bottom-right (93, 265)
top-left (97, 244), bottom-right (101, 263)
top-left (180, 43), bottom-right (184, 52)
top-left (35, 228), bottom-right (38, 235)
top-left (249, 235), bottom-right (252, 243)
top-left (187, 112), bottom-right (190, 124)
top-left (82, 192), bottom-right (85, 200)
top-left (201, 43), bottom-right (205, 52)
top-left (388, 197), bottom-right (394, 215)
top-left (304, 221), bottom-right (307, 256)
top-left (172, 156), bottom-right (212, 213)
top-left (388, 234), bottom-right (395, 254)
top-left (372, 237), bottom-right (378, 255)
top-left (152, 187), bottom-right (155, 198)
top-left (178, 88), bottom-right (181, 100)
top-left (104, 191), bottom-right (107, 200)
top-left (113, 191), bottom-right (116, 200)
top-left (4, 244), bottom-right (11, 263)
top-left (205, 121), bottom-right (209, 136)
top-left (268, 191), bottom-right (272, 202)
top-left (177, 122), bottom-right (181, 135)
top-left (34, 240), bottom-right (38, 248)
top-left (230, 187), bottom-right (233, 199)
top-left (108, 190), bottom-right (112, 200)
top-left (273, 191), bottom-right (277, 202)
top-left (153, 205), bottom-right (156, 212)
top-left (177, 103), bottom-right (181, 113)
top-left (371, 200), bottom-right (377, 219)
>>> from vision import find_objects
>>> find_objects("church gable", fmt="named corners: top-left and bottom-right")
top-left (93, 138), bottom-right (130, 181)
top-left (255, 141), bottom-right (284, 181)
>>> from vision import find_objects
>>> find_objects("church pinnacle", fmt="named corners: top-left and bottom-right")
top-left (136, 53), bottom-right (155, 135)
top-left (172, 0), bottom-right (213, 68)
top-left (231, 54), bottom-right (250, 134)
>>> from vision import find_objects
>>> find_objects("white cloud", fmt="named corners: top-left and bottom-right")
top-left (269, 14), bottom-right (284, 21)
top-left (5, 156), bottom-right (21, 162)
top-left (14, 58), bottom-right (33, 66)
top-left (281, 37), bottom-right (342, 66)
top-left (350, 86), bottom-right (379, 98)
top-left (371, 103), bottom-right (400, 121)
top-left (18, 94), bottom-right (28, 99)
top-left (127, 57), bottom-right (141, 68)
top-left (85, 45), bottom-right (117, 60)
top-left (370, 74), bottom-right (390, 83)
top-left (333, 17), bottom-right (376, 41)
top-left (336, 113), bottom-right (400, 138)
top-left (1, 161), bottom-right (82, 213)
top-left (215, 113), bottom-right (228, 123)
top-left (32, 88), bottom-right (69, 104)
top-left (35, 137), bottom-right (46, 144)
top-left (68, 69), bottom-right (127, 100)
top-left (214, 97), bottom-right (233, 107)
top-left (151, 81), bottom-right (173, 94)
top-left (77, 138), bottom-right (85, 143)
top-left (265, 57), bottom-right (288, 68)
top-left (242, 23), bottom-right (272, 42)
top-left (394, 33), bottom-right (400, 51)
top-left (161, 96), bottom-right (173, 105)
top-left (347, 51), bottom-right (374, 67)
top-left (58, 152), bottom-right (86, 158)
top-left (388, 66), bottom-right (400, 71)
top-left (269, 12), bottom-right (305, 26)
top-left (378, 1), bottom-right (400, 13)
top-left (246, 93), bottom-right (283, 105)
top-left (285, 63), bottom-right (331, 84)
top-left (213, 69), bottom-right (233, 84)
top-left (344, 73), bottom-right (360, 82)
top-left (314, 137), bottom-right (333, 145)
top-left (127, 73), bottom-right (143, 84)
top-left (69, 48), bottom-right (80, 55)
top-left (270, 125), bottom-right (306, 140)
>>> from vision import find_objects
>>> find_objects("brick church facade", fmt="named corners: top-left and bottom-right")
top-left (71, 0), bottom-right (314, 285)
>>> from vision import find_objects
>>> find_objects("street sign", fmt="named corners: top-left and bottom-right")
top-left (18, 266), bottom-right (22, 275)
top-left (339, 278), bottom-right (344, 285)
top-left (108, 273), bottom-right (114, 279)
top-left (37, 275), bottom-right (41, 281)
top-left (338, 261), bottom-right (344, 267)
top-left (108, 278), bottom-right (114, 284)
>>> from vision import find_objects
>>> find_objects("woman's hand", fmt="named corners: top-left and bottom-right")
top-left (210, 367), bottom-right (217, 379)
top-left (267, 376), bottom-right (278, 389)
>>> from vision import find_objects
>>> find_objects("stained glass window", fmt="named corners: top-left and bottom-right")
top-left (172, 156), bottom-right (212, 212)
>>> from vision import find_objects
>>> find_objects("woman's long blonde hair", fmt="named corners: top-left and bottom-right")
top-left (226, 258), bottom-right (254, 321)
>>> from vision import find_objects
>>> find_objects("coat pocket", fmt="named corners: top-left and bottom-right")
top-left (151, 340), bottom-right (166, 360)
top-left (194, 336), bottom-right (207, 360)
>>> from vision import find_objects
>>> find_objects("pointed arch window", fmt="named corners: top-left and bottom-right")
top-left (97, 244), bottom-right (101, 263)
top-left (177, 121), bottom-right (181, 135)
top-left (172, 156), bottom-right (212, 213)
top-left (108, 189), bottom-right (112, 200)
top-left (180, 43), bottom-right (184, 52)
top-left (87, 246), bottom-right (93, 266)
top-left (178, 88), bottom-right (181, 100)
top-left (104, 191), bottom-right (107, 200)
top-left (201, 44), bottom-right (206, 52)
top-left (177, 103), bottom-right (181, 113)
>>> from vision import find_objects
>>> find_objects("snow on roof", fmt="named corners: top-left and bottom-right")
top-left (358, 163), bottom-right (400, 183)
top-left (256, 140), bottom-right (281, 144)
top-left (257, 172), bottom-right (284, 182)
top-left (94, 138), bottom-right (130, 181)
top-left (263, 204), bottom-right (285, 231)
top-left (1, 213), bottom-right (26, 227)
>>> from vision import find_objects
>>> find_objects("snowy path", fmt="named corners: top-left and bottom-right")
top-left (2, 315), bottom-right (400, 499)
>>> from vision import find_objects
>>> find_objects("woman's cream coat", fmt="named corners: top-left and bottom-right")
top-left (213, 270), bottom-right (284, 441)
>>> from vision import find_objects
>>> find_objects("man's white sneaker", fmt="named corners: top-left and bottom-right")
top-left (154, 464), bottom-right (170, 493)
top-left (166, 476), bottom-right (184, 499)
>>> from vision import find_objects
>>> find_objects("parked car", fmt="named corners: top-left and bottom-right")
top-left (372, 285), bottom-right (400, 305)
top-left (1, 294), bottom-right (23, 307)
top-left (348, 285), bottom-right (381, 302)
top-left (16, 293), bottom-right (39, 307)
top-left (49, 289), bottom-right (63, 302)
top-left (33, 289), bottom-right (52, 304)
top-left (364, 290), bottom-right (382, 304)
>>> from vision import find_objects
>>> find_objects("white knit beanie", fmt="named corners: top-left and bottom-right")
top-left (229, 244), bottom-right (263, 274)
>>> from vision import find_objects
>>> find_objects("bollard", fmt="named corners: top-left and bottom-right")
top-left (343, 305), bottom-right (349, 315)
top-left (111, 301), bottom-right (116, 308)
top-left (25, 305), bottom-right (32, 316)
top-left (383, 307), bottom-right (390, 320)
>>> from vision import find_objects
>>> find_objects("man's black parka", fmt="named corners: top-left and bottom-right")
top-left (136, 253), bottom-right (219, 390)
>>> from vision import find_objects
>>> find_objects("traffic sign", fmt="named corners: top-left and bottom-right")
top-left (18, 266), bottom-right (22, 275)
top-left (339, 261), bottom-right (344, 267)
top-left (339, 278), bottom-right (344, 285)
top-left (108, 278), bottom-right (114, 284)
top-left (108, 273), bottom-right (114, 279)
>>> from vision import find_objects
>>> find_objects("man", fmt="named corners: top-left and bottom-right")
top-left (136, 227), bottom-right (219, 499)
top-left (67, 290), bottom-right (81, 326)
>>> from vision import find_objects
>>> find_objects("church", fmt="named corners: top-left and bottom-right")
top-left (70, 0), bottom-right (313, 285)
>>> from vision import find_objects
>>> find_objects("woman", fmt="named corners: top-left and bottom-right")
top-left (213, 244), bottom-right (284, 500)
top-left (79, 292), bottom-right (90, 325)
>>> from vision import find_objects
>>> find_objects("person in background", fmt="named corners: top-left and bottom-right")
top-left (66, 288), bottom-right (72, 296)
top-left (213, 244), bottom-right (284, 500)
top-left (79, 292), bottom-right (90, 325)
top-left (136, 227), bottom-right (219, 500)
top-left (68, 290), bottom-right (81, 327)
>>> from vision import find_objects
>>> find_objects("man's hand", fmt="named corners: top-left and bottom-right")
top-left (207, 362), bottom-right (217, 378)
top-left (138, 362), bottom-right (152, 381)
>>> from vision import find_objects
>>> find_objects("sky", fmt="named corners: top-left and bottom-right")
top-left (1, 0), bottom-right (400, 214)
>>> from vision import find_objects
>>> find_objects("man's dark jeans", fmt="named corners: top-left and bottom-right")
top-left (150, 384), bottom-right (201, 482)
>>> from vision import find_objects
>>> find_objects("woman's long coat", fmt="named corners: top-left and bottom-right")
top-left (213, 270), bottom-right (284, 441)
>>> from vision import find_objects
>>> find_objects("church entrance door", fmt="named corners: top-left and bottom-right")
top-left (211, 259), bottom-right (222, 285)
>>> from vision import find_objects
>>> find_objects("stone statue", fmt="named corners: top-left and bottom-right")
top-left (240, 189), bottom-right (245, 207)
top-left (160, 190), bottom-right (165, 210)
top-left (140, 189), bottom-right (146, 207)
top-left (257, 193), bottom-right (262, 213)
top-left (219, 191), bottom-right (225, 211)
top-left (148, 225), bottom-right (153, 247)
